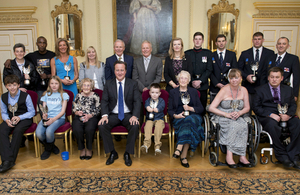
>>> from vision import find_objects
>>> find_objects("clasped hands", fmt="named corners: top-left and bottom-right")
top-left (42, 113), bottom-right (54, 126)
top-left (75, 111), bottom-right (92, 123)
top-left (192, 80), bottom-right (201, 89)
top-left (174, 105), bottom-right (193, 119)
top-left (270, 113), bottom-right (290, 122)
top-left (61, 79), bottom-right (74, 86)
top-left (6, 116), bottom-right (21, 127)
top-left (146, 106), bottom-right (158, 113)
top-left (225, 111), bottom-right (240, 120)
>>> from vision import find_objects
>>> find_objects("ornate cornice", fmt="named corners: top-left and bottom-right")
top-left (0, 6), bottom-right (38, 23)
top-left (253, 2), bottom-right (300, 18)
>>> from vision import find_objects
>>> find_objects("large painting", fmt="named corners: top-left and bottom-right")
top-left (113, 0), bottom-right (176, 58)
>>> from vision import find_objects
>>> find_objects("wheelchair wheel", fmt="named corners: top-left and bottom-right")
top-left (260, 155), bottom-right (269, 164)
top-left (253, 153), bottom-right (258, 166)
top-left (209, 152), bottom-right (217, 166)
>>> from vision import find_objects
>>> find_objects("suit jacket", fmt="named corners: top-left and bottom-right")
top-left (101, 78), bottom-right (141, 118)
top-left (210, 50), bottom-right (238, 93)
top-left (168, 87), bottom-right (204, 121)
top-left (238, 47), bottom-right (274, 94)
top-left (105, 54), bottom-right (134, 80)
top-left (253, 83), bottom-right (297, 122)
top-left (266, 52), bottom-right (300, 97)
top-left (132, 55), bottom-right (163, 93)
top-left (163, 55), bottom-right (193, 93)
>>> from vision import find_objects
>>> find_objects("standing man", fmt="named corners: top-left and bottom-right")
top-left (238, 32), bottom-right (274, 107)
top-left (98, 61), bottom-right (140, 167)
top-left (105, 39), bottom-right (134, 80)
top-left (185, 32), bottom-right (213, 108)
top-left (253, 67), bottom-right (300, 169)
top-left (210, 34), bottom-right (238, 102)
top-left (266, 37), bottom-right (300, 101)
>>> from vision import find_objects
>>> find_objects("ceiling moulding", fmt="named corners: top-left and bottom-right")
top-left (0, 6), bottom-right (38, 23)
top-left (253, 2), bottom-right (300, 18)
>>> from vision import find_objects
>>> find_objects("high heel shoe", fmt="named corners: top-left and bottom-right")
top-left (180, 157), bottom-right (189, 168)
top-left (173, 149), bottom-right (182, 158)
top-left (225, 160), bottom-right (237, 168)
top-left (85, 151), bottom-right (93, 160)
top-left (237, 161), bottom-right (252, 168)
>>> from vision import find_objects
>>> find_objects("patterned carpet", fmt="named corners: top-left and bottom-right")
top-left (0, 169), bottom-right (300, 194)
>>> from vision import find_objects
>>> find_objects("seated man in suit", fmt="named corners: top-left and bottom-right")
top-left (98, 61), bottom-right (141, 166)
top-left (210, 34), bottom-right (238, 102)
top-left (105, 39), bottom-right (134, 80)
top-left (253, 67), bottom-right (300, 169)
top-left (0, 75), bottom-right (35, 173)
top-left (266, 37), bottom-right (300, 101)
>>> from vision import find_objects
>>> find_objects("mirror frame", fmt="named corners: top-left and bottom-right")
top-left (207, 0), bottom-right (239, 52)
top-left (51, 0), bottom-right (84, 57)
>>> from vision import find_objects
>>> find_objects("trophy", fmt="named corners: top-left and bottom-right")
top-left (278, 103), bottom-right (288, 131)
top-left (39, 104), bottom-right (49, 126)
top-left (73, 101), bottom-right (84, 121)
top-left (230, 100), bottom-right (240, 111)
top-left (64, 63), bottom-right (71, 80)
top-left (22, 66), bottom-right (31, 85)
top-left (181, 93), bottom-right (190, 116)
top-left (250, 62), bottom-right (259, 82)
top-left (36, 66), bottom-right (46, 86)
top-left (148, 99), bottom-right (158, 120)
top-left (8, 103), bottom-right (18, 126)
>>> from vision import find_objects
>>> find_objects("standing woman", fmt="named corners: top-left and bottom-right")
top-left (164, 37), bottom-right (193, 93)
top-left (50, 38), bottom-right (78, 99)
top-left (79, 46), bottom-right (105, 90)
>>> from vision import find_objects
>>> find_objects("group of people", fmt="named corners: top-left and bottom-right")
top-left (0, 30), bottom-right (299, 172)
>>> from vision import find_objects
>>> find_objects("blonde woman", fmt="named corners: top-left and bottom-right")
top-left (79, 46), bottom-right (105, 90)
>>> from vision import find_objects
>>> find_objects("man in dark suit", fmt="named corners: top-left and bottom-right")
top-left (98, 61), bottom-right (141, 166)
top-left (210, 34), bottom-right (238, 102)
top-left (105, 39), bottom-right (134, 80)
top-left (265, 37), bottom-right (300, 101)
top-left (253, 67), bottom-right (300, 169)
top-left (238, 32), bottom-right (274, 107)
top-left (185, 32), bottom-right (213, 108)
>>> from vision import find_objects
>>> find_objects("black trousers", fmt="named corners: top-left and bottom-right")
top-left (72, 115), bottom-right (98, 150)
top-left (199, 89), bottom-right (208, 114)
top-left (0, 119), bottom-right (32, 162)
top-left (260, 116), bottom-right (300, 162)
top-left (98, 113), bottom-right (139, 154)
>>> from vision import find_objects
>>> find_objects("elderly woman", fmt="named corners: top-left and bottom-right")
top-left (208, 68), bottom-right (252, 168)
top-left (168, 70), bottom-right (204, 168)
top-left (164, 37), bottom-right (193, 93)
top-left (72, 78), bottom-right (101, 160)
top-left (79, 46), bottom-right (105, 90)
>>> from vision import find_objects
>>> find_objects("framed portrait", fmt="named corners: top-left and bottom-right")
top-left (113, 0), bottom-right (177, 58)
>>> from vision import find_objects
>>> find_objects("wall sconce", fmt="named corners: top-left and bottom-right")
top-left (222, 22), bottom-right (230, 36)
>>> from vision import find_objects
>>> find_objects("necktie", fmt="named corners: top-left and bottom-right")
top-left (144, 58), bottom-right (149, 72)
top-left (275, 56), bottom-right (282, 67)
top-left (219, 52), bottom-right (223, 66)
top-left (118, 57), bottom-right (122, 61)
top-left (255, 49), bottom-right (259, 63)
top-left (273, 87), bottom-right (280, 104)
top-left (118, 82), bottom-right (124, 121)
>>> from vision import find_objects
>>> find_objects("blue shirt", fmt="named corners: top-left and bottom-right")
top-left (0, 89), bottom-right (35, 121)
top-left (145, 97), bottom-right (165, 121)
top-left (41, 92), bottom-right (69, 119)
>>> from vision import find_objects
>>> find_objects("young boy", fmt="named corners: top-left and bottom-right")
top-left (0, 75), bottom-right (35, 173)
top-left (141, 83), bottom-right (165, 155)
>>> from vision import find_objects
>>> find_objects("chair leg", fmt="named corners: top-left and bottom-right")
top-left (70, 131), bottom-right (73, 155)
top-left (202, 141), bottom-right (205, 158)
top-left (64, 132), bottom-right (69, 152)
top-left (33, 133), bottom-right (38, 158)
top-left (97, 131), bottom-right (100, 156)
top-left (169, 132), bottom-right (172, 158)
top-left (138, 131), bottom-right (141, 158)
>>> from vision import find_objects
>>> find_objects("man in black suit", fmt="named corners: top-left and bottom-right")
top-left (210, 34), bottom-right (238, 102)
top-left (238, 32), bottom-right (274, 108)
top-left (185, 32), bottom-right (213, 108)
top-left (253, 67), bottom-right (300, 169)
top-left (98, 61), bottom-right (141, 166)
top-left (265, 37), bottom-right (300, 101)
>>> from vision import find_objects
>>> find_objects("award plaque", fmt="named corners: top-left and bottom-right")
top-left (39, 104), bottom-right (49, 126)
top-left (36, 66), bottom-right (46, 86)
top-left (22, 66), bottom-right (31, 85)
top-left (8, 103), bottom-right (18, 126)
top-left (181, 93), bottom-right (190, 116)
top-left (250, 62), bottom-right (259, 82)
top-left (64, 63), bottom-right (71, 80)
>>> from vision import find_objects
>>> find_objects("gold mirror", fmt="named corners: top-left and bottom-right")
top-left (207, 0), bottom-right (239, 52)
top-left (51, 0), bottom-right (84, 57)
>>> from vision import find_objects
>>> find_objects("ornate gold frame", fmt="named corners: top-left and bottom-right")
top-left (51, 0), bottom-right (84, 57)
top-left (207, 0), bottom-right (239, 52)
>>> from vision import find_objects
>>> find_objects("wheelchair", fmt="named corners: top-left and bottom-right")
top-left (205, 113), bottom-right (259, 167)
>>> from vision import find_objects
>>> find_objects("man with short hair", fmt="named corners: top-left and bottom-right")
top-left (253, 67), bottom-right (300, 169)
top-left (210, 34), bottom-right (238, 102)
top-left (98, 61), bottom-right (140, 167)
top-left (0, 75), bottom-right (35, 173)
top-left (185, 32), bottom-right (213, 108)
top-left (265, 37), bottom-right (300, 101)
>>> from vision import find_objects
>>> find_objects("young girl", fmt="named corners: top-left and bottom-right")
top-left (36, 76), bottom-right (69, 160)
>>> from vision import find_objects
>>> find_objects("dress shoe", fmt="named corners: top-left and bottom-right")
top-left (124, 153), bottom-right (132, 166)
top-left (282, 159), bottom-right (293, 168)
top-left (106, 152), bottom-right (118, 165)
top-left (180, 158), bottom-right (189, 168)
top-left (238, 161), bottom-right (252, 168)
top-left (0, 161), bottom-right (15, 173)
top-left (293, 161), bottom-right (300, 169)
top-left (172, 149), bottom-right (182, 159)
top-left (85, 151), bottom-right (93, 160)
top-left (225, 161), bottom-right (237, 168)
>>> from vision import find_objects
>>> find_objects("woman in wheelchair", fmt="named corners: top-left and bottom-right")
top-left (168, 70), bottom-right (204, 168)
top-left (208, 69), bottom-right (252, 168)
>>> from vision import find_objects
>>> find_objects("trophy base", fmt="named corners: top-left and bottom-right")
top-left (280, 121), bottom-right (287, 128)
top-left (43, 119), bottom-right (49, 127)
top-left (184, 111), bottom-right (189, 117)
top-left (251, 76), bottom-right (256, 82)
top-left (64, 76), bottom-right (70, 80)
top-left (148, 113), bottom-right (154, 120)
top-left (24, 80), bottom-right (30, 85)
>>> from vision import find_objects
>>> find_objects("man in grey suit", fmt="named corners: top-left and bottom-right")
top-left (132, 41), bottom-right (163, 93)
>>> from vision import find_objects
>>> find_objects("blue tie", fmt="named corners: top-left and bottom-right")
top-left (275, 56), bottom-right (282, 67)
top-left (219, 52), bottom-right (224, 66)
top-left (118, 82), bottom-right (124, 121)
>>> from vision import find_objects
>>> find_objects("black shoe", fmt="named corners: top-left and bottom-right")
top-left (226, 161), bottom-right (237, 168)
top-left (0, 161), bottom-right (15, 173)
top-left (238, 161), bottom-right (252, 168)
top-left (106, 152), bottom-right (118, 165)
top-left (114, 135), bottom-right (122, 142)
top-left (180, 158), bottom-right (189, 168)
top-left (52, 144), bottom-right (60, 154)
top-left (41, 150), bottom-right (51, 160)
top-left (85, 151), bottom-right (93, 160)
top-left (80, 155), bottom-right (86, 160)
top-left (124, 153), bottom-right (132, 166)
top-left (282, 159), bottom-right (294, 168)
top-left (293, 161), bottom-right (300, 169)
top-left (173, 149), bottom-right (182, 159)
